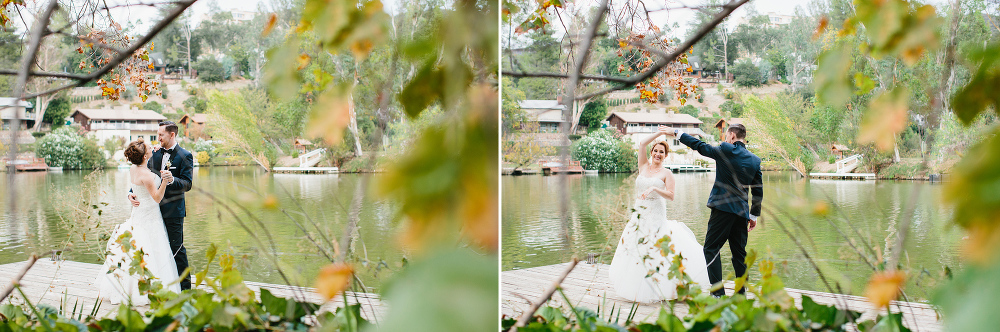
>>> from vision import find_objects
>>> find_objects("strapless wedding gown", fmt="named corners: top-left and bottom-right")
top-left (608, 175), bottom-right (710, 302)
top-left (96, 175), bottom-right (181, 305)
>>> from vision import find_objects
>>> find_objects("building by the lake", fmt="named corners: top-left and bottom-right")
top-left (519, 99), bottom-right (566, 133)
top-left (69, 107), bottom-right (167, 144)
top-left (606, 111), bottom-right (708, 149)
top-left (0, 97), bottom-right (35, 131)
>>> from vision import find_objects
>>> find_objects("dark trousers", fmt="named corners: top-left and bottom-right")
top-left (163, 217), bottom-right (191, 290)
top-left (703, 208), bottom-right (748, 296)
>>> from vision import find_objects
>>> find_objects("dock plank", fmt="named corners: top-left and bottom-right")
top-left (503, 263), bottom-right (942, 332)
top-left (0, 259), bottom-right (386, 321)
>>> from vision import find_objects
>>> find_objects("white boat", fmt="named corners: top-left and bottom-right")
top-left (584, 170), bottom-right (599, 175)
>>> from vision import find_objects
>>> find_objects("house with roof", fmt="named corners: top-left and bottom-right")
top-left (69, 108), bottom-right (167, 144)
top-left (0, 97), bottom-right (35, 131)
top-left (519, 99), bottom-right (566, 133)
top-left (178, 113), bottom-right (210, 139)
top-left (713, 118), bottom-right (744, 140)
top-left (606, 111), bottom-right (708, 149)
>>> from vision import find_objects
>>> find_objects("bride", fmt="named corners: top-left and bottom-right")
top-left (96, 138), bottom-right (182, 305)
top-left (608, 125), bottom-right (710, 302)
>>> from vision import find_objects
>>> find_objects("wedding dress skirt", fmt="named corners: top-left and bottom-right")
top-left (608, 175), bottom-right (710, 302)
top-left (96, 175), bottom-right (181, 305)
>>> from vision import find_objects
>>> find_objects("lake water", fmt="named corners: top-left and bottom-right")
top-left (502, 172), bottom-right (964, 300)
top-left (0, 167), bottom-right (405, 291)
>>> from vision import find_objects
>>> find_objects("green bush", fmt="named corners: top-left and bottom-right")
top-left (570, 129), bottom-right (636, 173)
top-left (144, 101), bottom-right (164, 113)
top-left (43, 97), bottom-right (72, 128)
top-left (721, 99), bottom-right (744, 118)
top-left (679, 104), bottom-right (699, 117)
top-left (829, 156), bottom-right (836, 164)
top-left (194, 57), bottom-right (228, 83)
top-left (35, 127), bottom-right (107, 169)
top-left (733, 61), bottom-right (764, 88)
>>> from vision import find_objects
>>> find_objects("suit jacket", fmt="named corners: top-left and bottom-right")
top-left (145, 144), bottom-right (194, 219)
top-left (679, 133), bottom-right (763, 219)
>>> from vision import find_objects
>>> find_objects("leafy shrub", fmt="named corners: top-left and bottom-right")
top-left (194, 57), bottom-right (228, 83)
top-left (580, 98), bottom-right (609, 129)
top-left (678, 104), bottom-right (699, 117)
top-left (733, 61), bottom-right (764, 88)
top-left (184, 96), bottom-right (208, 113)
top-left (196, 151), bottom-right (210, 164)
top-left (829, 156), bottom-right (836, 164)
top-left (720, 99), bottom-right (744, 118)
top-left (43, 97), bottom-right (72, 128)
top-left (144, 101), bottom-right (164, 113)
top-left (35, 127), bottom-right (107, 169)
top-left (570, 129), bottom-right (637, 173)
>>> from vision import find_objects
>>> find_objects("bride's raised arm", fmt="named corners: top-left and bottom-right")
top-left (637, 126), bottom-right (670, 169)
top-left (142, 173), bottom-right (170, 203)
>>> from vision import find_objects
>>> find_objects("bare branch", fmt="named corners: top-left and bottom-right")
top-left (512, 258), bottom-right (580, 330)
top-left (0, 69), bottom-right (89, 80)
top-left (501, 70), bottom-right (632, 84)
top-left (0, 255), bottom-right (39, 302)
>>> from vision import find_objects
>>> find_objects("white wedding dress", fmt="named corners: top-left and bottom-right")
top-left (608, 175), bottom-right (711, 302)
top-left (96, 174), bottom-right (181, 305)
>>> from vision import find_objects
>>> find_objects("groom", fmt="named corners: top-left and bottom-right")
top-left (668, 124), bottom-right (763, 297)
top-left (128, 121), bottom-right (194, 290)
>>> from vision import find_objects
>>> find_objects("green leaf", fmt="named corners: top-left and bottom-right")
top-left (398, 60), bottom-right (443, 118)
top-left (801, 295), bottom-right (835, 326)
top-left (815, 45), bottom-right (853, 106)
top-left (259, 288), bottom-right (289, 318)
top-left (854, 73), bottom-right (875, 95)
top-left (655, 308), bottom-right (685, 331)
top-left (264, 37), bottom-right (303, 101)
top-left (950, 43), bottom-right (1000, 125)
top-left (115, 306), bottom-right (146, 332)
top-left (373, 248), bottom-right (497, 332)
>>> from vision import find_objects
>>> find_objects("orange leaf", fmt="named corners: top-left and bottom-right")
top-left (315, 263), bottom-right (353, 301)
top-left (261, 13), bottom-right (278, 37)
top-left (813, 16), bottom-right (829, 40)
top-left (858, 87), bottom-right (909, 151)
top-left (864, 270), bottom-right (906, 309)
top-left (306, 85), bottom-right (353, 145)
top-left (296, 53), bottom-right (310, 70)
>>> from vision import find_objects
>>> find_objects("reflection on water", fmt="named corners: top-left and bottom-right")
top-left (502, 172), bottom-right (964, 299)
top-left (0, 167), bottom-right (404, 290)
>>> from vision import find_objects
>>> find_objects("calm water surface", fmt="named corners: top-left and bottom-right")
top-left (502, 172), bottom-right (964, 299)
top-left (0, 167), bottom-right (405, 290)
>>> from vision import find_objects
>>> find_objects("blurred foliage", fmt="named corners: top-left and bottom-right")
top-left (261, 0), bottom-right (499, 331)
top-left (206, 89), bottom-right (279, 171)
top-left (504, 249), bottom-right (912, 332)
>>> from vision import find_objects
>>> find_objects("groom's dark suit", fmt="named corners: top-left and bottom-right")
top-left (678, 133), bottom-right (763, 296)
top-left (145, 144), bottom-right (194, 290)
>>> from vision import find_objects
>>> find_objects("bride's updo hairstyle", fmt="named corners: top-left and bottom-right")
top-left (124, 138), bottom-right (147, 166)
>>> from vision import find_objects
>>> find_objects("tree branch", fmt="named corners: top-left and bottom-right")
top-left (574, 0), bottom-right (750, 101)
top-left (512, 258), bottom-right (580, 330)
top-left (0, 255), bottom-right (39, 303)
top-left (19, 0), bottom-right (197, 100)
top-left (501, 71), bottom-right (632, 84)
top-left (0, 69), bottom-right (89, 80)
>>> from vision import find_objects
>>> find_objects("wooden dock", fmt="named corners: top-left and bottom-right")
top-left (503, 263), bottom-right (941, 331)
top-left (0, 259), bottom-right (385, 321)
top-left (809, 172), bottom-right (877, 180)
top-left (273, 167), bottom-right (340, 174)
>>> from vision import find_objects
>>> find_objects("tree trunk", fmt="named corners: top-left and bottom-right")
top-left (348, 89), bottom-right (363, 157)
top-left (30, 95), bottom-right (51, 131)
